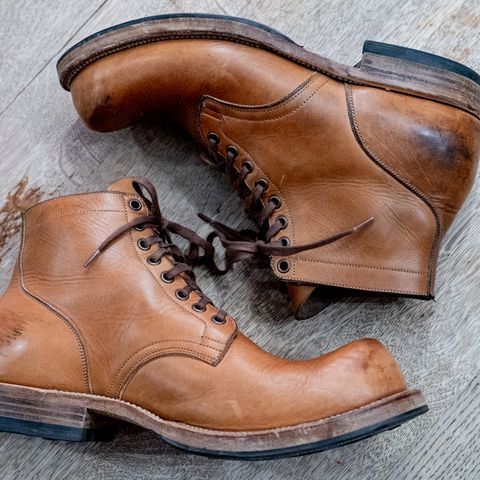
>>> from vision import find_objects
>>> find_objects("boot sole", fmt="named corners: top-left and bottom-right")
top-left (56, 13), bottom-right (480, 120)
top-left (0, 382), bottom-right (427, 460)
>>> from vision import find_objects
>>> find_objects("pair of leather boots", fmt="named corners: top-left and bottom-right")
top-left (1, 14), bottom-right (479, 460)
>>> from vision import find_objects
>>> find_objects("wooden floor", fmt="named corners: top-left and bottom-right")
top-left (1, 1), bottom-right (479, 478)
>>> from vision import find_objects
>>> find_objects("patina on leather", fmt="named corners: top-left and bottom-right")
top-left (0, 178), bottom-right (413, 432)
top-left (64, 35), bottom-right (480, 316)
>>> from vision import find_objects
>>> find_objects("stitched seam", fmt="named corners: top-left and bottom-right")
top-left (0, 381), bottom-right (414, 436)
top-left (24, 191), bottom-right (137, 213)
top-left (19, 217), bottom-right (91, 392)
top-left (107, 340), bottom-right (224, 396)
top-left (116, 348), bottom-right (219, 398)
top-left (216, 77), bottom-right (330, 123)
top-left (27, 209), bottom-right (127, 229)
top-left (200, 81), bottom-right (432, 283)
top-left (282, 278), bottom-right (428, 296)
top-left (203, 73), bottom-right (319, 114)
top-left (282, 258), bottom-right (427, 275)
top-left (345, 84), bottom-right (442, 293)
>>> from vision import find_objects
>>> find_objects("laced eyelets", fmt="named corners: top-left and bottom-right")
top-left (176, 289), bottom-right (189, 301)
top-left (255, 179), bottom-right (269, 191)
top-left (279, 236), bottom-right (290, 246)
top-left (277, 259), bottom-right (291, 273)
top-left (137, 239), bottom-right (150, 251)
top-left (242, 161), bottom-right (253, 173)
top-left (192, 303), bottom-right (206, 313)
top-left (276, 216), bottom-right (288, 229)
top-left (212, 314), bottom-right (226, 325)
top-left (129, 198), bottom-right (143, 211)
top-left (161, 272), bottom-right (174, 284)
top-left (226, 145), bottom-right (238, 158)
top-left (269, 196), bottom-right (282, 209)
top-left (208, 132), bottom-right (220, 144)
top-left (147, 256), bottom-right (160, 266)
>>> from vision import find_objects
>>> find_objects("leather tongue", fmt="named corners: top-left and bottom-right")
top-left (107, 177), bottom-right (139, 195)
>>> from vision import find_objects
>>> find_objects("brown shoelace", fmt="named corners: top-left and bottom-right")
top-left (200, 134), bottom-right (374, 272)
top-left (84, 178), bottom-right (228, 322)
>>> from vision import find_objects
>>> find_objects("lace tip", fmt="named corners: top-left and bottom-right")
top-left (198, 212), bottom-right (214, 225)
top-left (84, 250), bottom-right (101, 269)
top-left (355, 216), bottom-right (375, 231)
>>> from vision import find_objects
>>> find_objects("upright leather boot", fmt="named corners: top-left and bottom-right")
top-left (57, 15), bottom-right (480, 318)
top-left (0, 178), bottom-right (426, 459)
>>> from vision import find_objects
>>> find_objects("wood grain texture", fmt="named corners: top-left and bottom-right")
top-left (0, 0), bottom-right (479, 479)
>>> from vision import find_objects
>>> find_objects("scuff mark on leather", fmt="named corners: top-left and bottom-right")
top-left (0, 323), bottom-right (25, 354)
top-left (0, 177), bottom-right (43, 262)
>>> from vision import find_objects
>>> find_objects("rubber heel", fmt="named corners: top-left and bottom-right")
top-left (362, 40), bottom-right (480, 85)
top-left (0, 383), bottom-right (117, 441)
top-left (358, 40), bottom-right (480, 102)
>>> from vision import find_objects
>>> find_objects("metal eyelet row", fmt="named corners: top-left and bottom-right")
top-left (157, 259), bottom-right (225, 323)
top-left (207, 136), bottom-right (292, 276)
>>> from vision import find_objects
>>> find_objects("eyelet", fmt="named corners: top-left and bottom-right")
top-left (192, 303), bottom-right (206, 313)
top-left (279, 236), bottom-right (290, 246)
top-left (137, 239), bottom-right (150, 251)
top-left (134, 225), bottom-right (145, 231)
top-left (269, 196), bottom-right (281, 209)
top-left (176, 289), bottom-right (189, 301)
top-left (276, 216), bottom-right (288, 229)
top-left (161, 272), bottom-right (174, 284)
top-left (226, 145), bottom-right (238, 158)
top-left (242, 161), bottom-right (253, 173)
top-left (212, 315), bottom-right (226, 325)
top-left (208, 132), bottom-right (220, 144)
top-left (255, 179), bottom-right (269, 191)
top-left (129, 198), bottom-right (143, 211)
top-left (277, 259), bottom-right (291, 273)
top-left (147, 256), bottom-right (160, 266)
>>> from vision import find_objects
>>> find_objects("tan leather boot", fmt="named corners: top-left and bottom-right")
top-left (57, 14), bottom-right (480, 318)
top-left (0, 178), bottom-right (426, 459)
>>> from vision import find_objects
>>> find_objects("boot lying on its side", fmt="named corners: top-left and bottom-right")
top-left (57, 14), bottom-right (480, 318)
top-left (0, 178), bottom-right (426, 459)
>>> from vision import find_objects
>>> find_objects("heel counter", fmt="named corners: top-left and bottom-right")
top-left (0, 261), bottom-right (88, 393)
top-left (349, 85), bottom-right (480, 232)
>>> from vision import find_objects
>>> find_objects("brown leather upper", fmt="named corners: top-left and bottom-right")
top-left (68, 39), bottom-right (480, 308)
top-left (0, 179), bottom-right (407, 430)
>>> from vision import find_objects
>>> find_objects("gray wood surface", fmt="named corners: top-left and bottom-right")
top-left (0, 0), bottom-right (479, 478)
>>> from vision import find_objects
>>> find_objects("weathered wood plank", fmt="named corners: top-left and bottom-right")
top-left (0, 0), bottom-right (109, 115)
top-left (0, 0), bottom-right (479, 479)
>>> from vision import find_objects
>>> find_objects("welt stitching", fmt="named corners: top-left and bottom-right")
top-left (18, 218), bottom-right (91, 392)
top-left (61, 31), bottom-right (480, 120)
top-left (218, 77), bottom-right (330, 123)
top-left (345, 84), bottom-right (443, 293)
top-left (204, 73), bottom-right (319, 114)
top-left (4, 382), bottom-right (414, 436)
